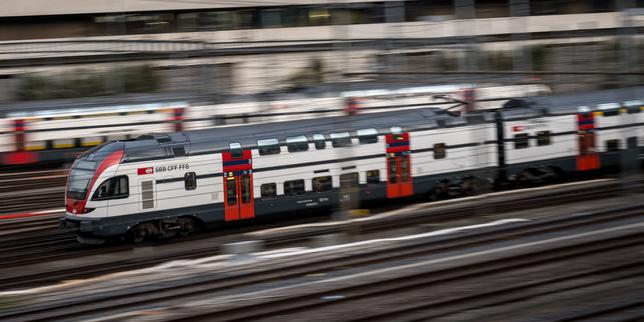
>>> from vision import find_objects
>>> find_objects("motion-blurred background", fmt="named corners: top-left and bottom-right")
top-left (0, 0), bottom-right (643, 187)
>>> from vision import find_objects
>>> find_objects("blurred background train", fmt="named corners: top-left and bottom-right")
top-left (0, 83), bottom-right (549, 167)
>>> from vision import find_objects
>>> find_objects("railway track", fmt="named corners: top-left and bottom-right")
top-left (168, 233), bottom-right (644, 322)
top-left (0, 178), bottom-right (640, 290)
top-left (0, 168), bottom-right (67, 214)
top-left (1, 197), bottom-right (643, 321)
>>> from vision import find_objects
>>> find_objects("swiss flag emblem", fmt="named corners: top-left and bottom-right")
top-left (137, 167), bottom-right (154, 175)
top-left (512, 125), bottom-right (525, 132)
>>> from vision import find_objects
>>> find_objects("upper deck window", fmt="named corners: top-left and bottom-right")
top-left (625, 100), bottom-right (642, 114)
top-left (357, 128), bottom-right (378, 144)
top-left (286, 136), bottom-right (309, 152)
top-left (313, 134), bottom-right (326, 150)
top-left (257, 139), bottom-right (280, 155)
top-left (330, 132), bottom-right (352, 148)
top-left (229, 142), bottom-right (242, 158)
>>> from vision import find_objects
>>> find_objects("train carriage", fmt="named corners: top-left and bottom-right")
top-left (60, 87), bottom-right (644, 244)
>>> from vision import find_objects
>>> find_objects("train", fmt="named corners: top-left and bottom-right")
top-left (0, 83), bottom-right (548, 167)
top-left (59, 87), bottom-right (644, 244)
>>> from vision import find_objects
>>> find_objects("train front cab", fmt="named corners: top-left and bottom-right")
top-left (385, 127), bottom-right (413, 199)
top-left (223, 143), bottom-right (255, 221)
top-left (61, 143), bottom-right (126, 242)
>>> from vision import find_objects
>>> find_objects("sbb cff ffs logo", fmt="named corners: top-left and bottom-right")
top-left (137, 167), bottom-right (154, 175)
top-left (138, 164), bottom-right (189, 175)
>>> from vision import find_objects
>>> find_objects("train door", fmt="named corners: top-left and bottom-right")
top-left (385, 128), bottom-right (413, 198)
top-left (223, 143), bottom-right (255, 221)
top-left (576, 112), bottom-right (600, 171)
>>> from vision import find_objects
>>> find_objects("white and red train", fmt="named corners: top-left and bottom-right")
top-left (60, 87), bottom-right (644, 244)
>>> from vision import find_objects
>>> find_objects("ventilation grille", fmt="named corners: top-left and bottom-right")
top-left (141, 180), bottom-right (154, 209)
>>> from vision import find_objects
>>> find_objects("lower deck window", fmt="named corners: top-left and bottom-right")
top-left (606, 139), bottom-right (620, 152)
top-left (284, 179), bottom-right (305, 196)
top-left (366, 170), bottom-right (380, 184)
top-left (536, 131), bottom-right (551, 146)
top-left (184, 172), bottom-right (197, 190)
top-left (434, 143), bottom-right (446, 159)
top-left (312, 176), bottom-right (333, 192)
top-left (92, 175), bottom-right (129, 200)
top-left (340, 172), bottom-right (359, 188)
top-left (261, 183), bottom-right (277, 199)
top-left (514, 134), bottom-right (529, 149)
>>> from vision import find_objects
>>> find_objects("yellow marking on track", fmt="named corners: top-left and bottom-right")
top-left (24, 145), bottom-right (45, 151)
top-left (593, 111), bottom-right (603, 116)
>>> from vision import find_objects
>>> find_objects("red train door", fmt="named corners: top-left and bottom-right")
top-left (385, 130), bottom-right (414, 198)
top-left (576, 112), bottom-right (600, 171)
top-left (223, 144), bottom-right (255, 221)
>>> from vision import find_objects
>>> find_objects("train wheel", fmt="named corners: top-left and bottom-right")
top-left (129, 223), bottom-right (155, 244)
top-left (178, 217), bottom-right (196, 237)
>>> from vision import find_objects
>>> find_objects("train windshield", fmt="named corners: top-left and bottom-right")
top-left (67, 160), bottom-right (96, 200)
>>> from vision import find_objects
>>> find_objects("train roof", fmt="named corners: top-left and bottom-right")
top-left (118, 106), bottom-right (472, 161)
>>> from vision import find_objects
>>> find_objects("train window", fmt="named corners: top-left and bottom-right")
top-left (260, 183), bottom-right (276, 199)
top-left (226, 179), bottom-right (237, 205)
top-left (257, 139), bottom-right (281, 156)
top-left (312, 176), bottom-right (333, 192)
top-left (606, 139), bottom-right (620, 152)
top-left (184, 172), bottom-right (197, 190)
top-left (389, 157), bottom-right (398, 183)
top-left (229, 142), bottom-right (243, 158)
top-left (401, 157), bottom-right (410, 182)
top-left (172, 146), bottom-right (187, 157)
top-left (366, 170), bottom-right (380, 184)
top-left (514, 134), bottom-right (529, 149)
top-left (286, 136), bottom-right (309, 152)
top-left (434, 143), bottom-right (446, 159)
top-left (91, 176), bottom-right (129, 200)
top-left (330, 132), bottom-right (352, 148)
top-left (124, 144), bottom-right (164, 162)
top-left (625, 100), bottom-right (642, 114)
top-left (536, 131), bottom-right (552, 146)
top-left (627, 137), bottom-right (638, 149)
top-left (391, 126), bottom-right (404, 140)
top-left (313, 134), bottom-right (326, 150)
top-left (357, 128), bottom-right (378, 144)
top-left (578, 131), bottom-right (596, 155)
top-left (598, 103), bottom-right (620, 116)
top-left (284, 179), bottom-right (305, 196)
top-left (241, 175), bottom-right (251, 203)
top-left (340, 172), bottom-right (359, 189)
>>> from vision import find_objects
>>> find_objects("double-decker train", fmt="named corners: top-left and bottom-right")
top-left (60, 87), bottom-right (644, 244)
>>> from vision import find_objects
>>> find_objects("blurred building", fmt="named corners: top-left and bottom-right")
top-left (0, 0), bottom-right (642, 102)
top-left (0, 0), bottom-right (641, 40)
